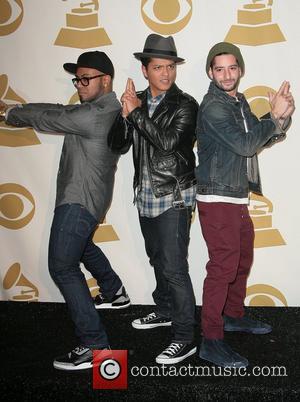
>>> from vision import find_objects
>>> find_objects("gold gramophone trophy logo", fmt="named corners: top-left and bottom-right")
top-left (0, 74), bottom-right (40, 147)
top-left (3, 263), bottom-right (39, 301)
top-left (0, 183), bottom-right (35, 229)
top-left (246, 284), bottom-right (288, 306)
top-left (93, 217), bottom-right (119, 243)
top-left (244, 85), bottom-right (275, 118)
top-left (249, 193), bottom-right (285, 248)
top-left (55, 0), bottom-right (111, 49)
top-left (141, 0), bottom-right (192, 35)
top-left (86, 277), bottom-right (100, 297)
top-left (224, 0), bottom-right (286, 46)
top-left (0, 0), bottom-right (24, 36)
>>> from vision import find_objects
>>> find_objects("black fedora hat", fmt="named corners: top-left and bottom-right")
top-left (63, 51), bottom-right (114, 79)
top-left (134, 34), bottom-right (184, 63)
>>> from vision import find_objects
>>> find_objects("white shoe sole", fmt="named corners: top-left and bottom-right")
top-left (95, 301), bottom-right (131, 310)
top-left (53, 361), bottom-right (93, 370)
top-left (156, 346), bottom-right (197, 365)
top-left (132, 321), bottom-right (172, 329)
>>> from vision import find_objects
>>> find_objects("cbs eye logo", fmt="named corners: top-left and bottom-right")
top-left (93, 350), bottom-right (128, 389)
top-left (244, 86), bottom-right (275, 119)
top-left (0, 0), bottom-right (24, 36)
top-left (246, 284), bottom-right (288, 307)
top-left (141, 0), bottom-right (193, 34)
top-left (0, 183), bottom-right (35, 229)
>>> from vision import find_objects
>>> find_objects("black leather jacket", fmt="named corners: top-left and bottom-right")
top-left (108, 83), bottom-right (198, 199)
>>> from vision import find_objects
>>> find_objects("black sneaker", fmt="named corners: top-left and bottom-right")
top-left (53, 346), bottom-right (110, 371)
top-left (199, 338), bottom-right (248, 368)
top-left (94, 285), bottom-right (131, 309)
top-left (156, 342), bottom-right (197, 365)
top-left (132, 312), bottom-right (172, 329)
top-left (223, 315), bottom-right (272, 334)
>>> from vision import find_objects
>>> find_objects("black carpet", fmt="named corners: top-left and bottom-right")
top-left (1, 302), bottom-right (299, 401)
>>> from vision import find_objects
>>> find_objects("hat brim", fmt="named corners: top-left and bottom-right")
top-left (133, 52), bottom-right (184, 63)
top-left (63, 63), bottom-right (78, 74)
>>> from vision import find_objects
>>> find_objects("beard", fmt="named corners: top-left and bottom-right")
top-left (214, 77), bottom-right (240, 94)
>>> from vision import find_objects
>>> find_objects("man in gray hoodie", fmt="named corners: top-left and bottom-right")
top-left (0, 51), bottom-right (130, 370)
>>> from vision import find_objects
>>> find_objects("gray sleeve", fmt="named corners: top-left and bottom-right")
top-left (6, 102), bottom-right (118, 138)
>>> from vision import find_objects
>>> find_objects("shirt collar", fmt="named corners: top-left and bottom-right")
top-left (147, 88), bottom-right (166, 103)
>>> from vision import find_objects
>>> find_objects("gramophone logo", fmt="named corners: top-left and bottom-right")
top-left (3, 263), bottom-right (39, 301)
top-left (55, 0), bottom-right (111, 49)
top-left (0, 74), bottom-right (40, 147)
top-left (0, 0), bottom-right (23, 36)
top-left (0, 183), bottom-right (35, 229)
top-left (93, 217), bottom-right (119, 243)
top-left (248, 193), bottom-right (285, 248)
top-left (246, 284), bottom-right (288, 306)
top-left (224, 0), bottom-right (286, 46)
top-left (244, 85), bottom-right (275, 118)
top-left (141, 0), bottom-right (192, 35)
top-left (87, 277), bottom-right (100, 298)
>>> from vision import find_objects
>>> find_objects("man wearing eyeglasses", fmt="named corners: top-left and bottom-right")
top-left (0, 51), bottom-right (130, 370)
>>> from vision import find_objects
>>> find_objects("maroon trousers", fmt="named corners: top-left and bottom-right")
top-left (197, 201), bottom-right (254, 339)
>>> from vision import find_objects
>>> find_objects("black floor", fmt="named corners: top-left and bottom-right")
top-left (1, 302), bottom-right (299, 401)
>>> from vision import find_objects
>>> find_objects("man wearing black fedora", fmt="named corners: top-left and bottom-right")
top-left (0, 51), bottom-right (130, 370)
top-left (108, 34), bottom-right (198, 364)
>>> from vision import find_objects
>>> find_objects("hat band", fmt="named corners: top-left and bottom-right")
top-left (143, 48), bottom-right (178, 57)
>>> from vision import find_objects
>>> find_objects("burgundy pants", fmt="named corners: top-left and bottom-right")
top-left (197, 201), bottom-right (254, 339)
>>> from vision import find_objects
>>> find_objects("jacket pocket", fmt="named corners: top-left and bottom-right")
top-left (151, 154), bottom-right (177, 171)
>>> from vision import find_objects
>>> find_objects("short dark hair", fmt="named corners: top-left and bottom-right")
top-left (140, 57), bottom-right (177, 69)
top-left (140, 57), bottom-right (151, 68)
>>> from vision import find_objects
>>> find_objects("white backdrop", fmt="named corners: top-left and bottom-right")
top-left (0, 0), bottom-right (299, 306)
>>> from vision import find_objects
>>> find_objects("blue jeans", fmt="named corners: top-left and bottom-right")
top-left (48, 203), bottom-right (122, 348)
top-left (139, 207), bottom-right (196, 343)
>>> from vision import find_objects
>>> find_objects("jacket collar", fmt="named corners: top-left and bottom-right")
top-left (139, 83), bottom-right (181, 105)
top-left (90, 91), bottom-right (116, 105)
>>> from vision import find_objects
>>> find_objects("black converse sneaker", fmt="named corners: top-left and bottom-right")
top-left (156, 342), bottom-right (197, 365)
top-left (94, 285), bottom-right (130, 309)
top-left (53, 346), bottom-right (110, 371)
top-left (132, 312), bottom-right (172, 329)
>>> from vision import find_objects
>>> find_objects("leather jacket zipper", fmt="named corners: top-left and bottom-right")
top-left (176, 151), bottom-right (188, 165)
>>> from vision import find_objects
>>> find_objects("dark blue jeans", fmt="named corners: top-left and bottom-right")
top-left (48, 203), bottom-right (122, 348)
top-left (139, 207), bottom-right (196, 343)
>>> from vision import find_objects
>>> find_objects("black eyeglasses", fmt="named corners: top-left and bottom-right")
top-left (72, 74), bottom-right (106, 87)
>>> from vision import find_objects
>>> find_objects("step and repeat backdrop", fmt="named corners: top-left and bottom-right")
top-left (0, 0), bottom-right (299, 306)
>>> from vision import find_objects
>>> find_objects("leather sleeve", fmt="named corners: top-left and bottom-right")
top-left (107, 112), bottom-right (133, 154)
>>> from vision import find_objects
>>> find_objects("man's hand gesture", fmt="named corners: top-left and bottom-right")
top-left (269, 81), bottom-right (295, 122)
top-left (120, 78), bottom-right (141, 118)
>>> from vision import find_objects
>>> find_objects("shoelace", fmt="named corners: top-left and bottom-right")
top-left (72, 346), bottom-right (89, 356)
top-left (96, 293), bottom-right (106, 303)
top-left (163, 343), bottom-right (184, 356)
top-left (143, 312), bottom-right (157, 322)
